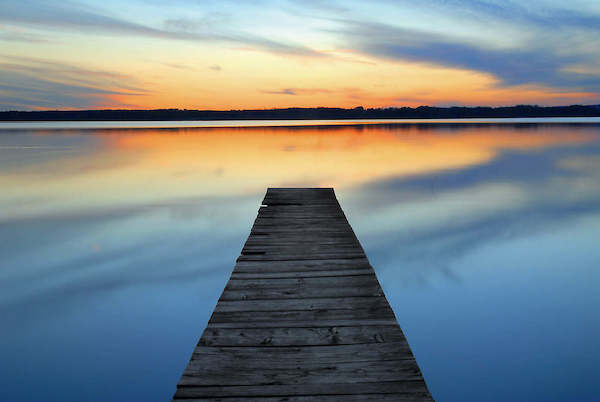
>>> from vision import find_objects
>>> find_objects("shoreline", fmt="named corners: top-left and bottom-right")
top-left (1, 116), bottom-right (600, 130)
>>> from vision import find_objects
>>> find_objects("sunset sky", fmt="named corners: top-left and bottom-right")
top-left (1, 0), bottom-right (600, 110)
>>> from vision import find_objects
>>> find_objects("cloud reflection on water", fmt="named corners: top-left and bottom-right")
top-left (345, 141), bottom-right (600, 285)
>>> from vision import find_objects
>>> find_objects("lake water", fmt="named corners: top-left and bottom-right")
top-left (1, 120), bottom-right (599, 401)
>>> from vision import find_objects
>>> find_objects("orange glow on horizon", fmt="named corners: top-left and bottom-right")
top-left (20, 48), bottom-right (592, 111)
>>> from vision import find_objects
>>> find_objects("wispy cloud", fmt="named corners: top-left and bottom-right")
top-left (0, 1), bottom-right (325, 58)
top-left (0, 55), bottom-right (146, 110)
top-left (261, 87), bottom-right (332, 96)
top-left (160, 62), bottom-right (198, 72)
top-left (335, 19), bottom-right (600, 92)
top-left (0, 0), bottom-right (168, 37)
top-left (391, 0), bottom-right (600, 32)
top-left (0, 25), bottom-right (47, 43)
top-left (262, 88), bottom-right (297, 95)
top-left (162, 16), bottom-right (325, 57)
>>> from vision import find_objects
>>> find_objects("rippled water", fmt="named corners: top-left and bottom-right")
top-left (1, 121), bottom-right (599, 401)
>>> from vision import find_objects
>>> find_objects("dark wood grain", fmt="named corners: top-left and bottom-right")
top-left (174, 382), bottom-right (433, 399)
top-left (213, 296), bottom-right (389, 312)
top-left (175, 395), bottom-right (432, 402)
top-left (172, 188), bottom-right (434, 401)
top-left (198, 325), bottom-right (408, 347)
top-left (229, 268), bottom-right (374, 279)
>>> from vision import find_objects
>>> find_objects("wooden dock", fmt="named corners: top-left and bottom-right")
top-left (173, 188), bottom-right (434, 401)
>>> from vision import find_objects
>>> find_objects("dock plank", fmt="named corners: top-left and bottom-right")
top-left (229, 268), bottom-right (374, 279)
top-left (208, 307), bottom-right (396, 324)
top-left (219, 285), bottom-right (384, 300)
top-left (205, 319), bottom-right (399, 329)
top-left (188, 342), bottom-right (414, 362)
top-left (172, 188), bottom-right (434, 401)
top-left (174, 382), bottom-right (432, 399)
top-left (225, 276), bottom-right (380, 289)
top-left (177, 396), bottom-right (431, 402)
top-left (233, 258), bottom-right (372, 273)
top-left (213, 296), bottom-right (388, 312)
top-left (180, 360), bottom-right (423, 386)
top-left (198, 325), bottom-right (408, 347)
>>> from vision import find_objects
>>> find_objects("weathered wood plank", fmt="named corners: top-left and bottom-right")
top-left (261, 199), bottom-right (340, 206)
top-left (257, 205), bottom-right (347, 213)
top-left (262, 188), bottom-right (337, 205)
top-left (213, 296), bottom-right (388, 312)
top-left (225, 276), bottom-right (379, 290)
top-left (209, 307), bottom-right (396, 324)
top-left (233, 258), bottom-right (372, 273)
top-left (173, 188), bottom-right (433, 401)
top-left (180, 360), bottom-right (423, 386)
top-left (253, 217), bottom-right (350, 225)
top-left (219, 285), bottom-right (384, 300)
top-left (178, 395), bottom-right (433, 402)
top-left (237, 254), bottom-right (366, 261)
top-left (189, 342), bottom-right (413, 361)
top-left (198, 325), bottom-right (407, 347)
top-left (205, 319), bottom-right (399, 329)
top-left (248, 229), bottom-right (353, 236)
top-left (245, 234), bottom-right (359, 241)
top-left (242, 243), bottom-right (362, 250)
top-left (243, 239), bottom-right (361, 247)
top-left (229, 268), bottom-right (373, 279)
top-left (239, 251), bottom-right (365, 258)
top-left (251, 227), bottom-right (353, 234)
top-left (174, 382), bottom-right (432, 398)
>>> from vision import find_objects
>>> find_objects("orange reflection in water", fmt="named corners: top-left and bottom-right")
top-left (3, 124), bottom-right (598, 220)
top-left (110, 124), bottom-right (596, 190)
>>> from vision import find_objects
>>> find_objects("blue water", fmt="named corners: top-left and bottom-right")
top-left (1, 121), bottom-right (599, 401)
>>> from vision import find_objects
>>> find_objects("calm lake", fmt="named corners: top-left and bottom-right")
top-left (1, 120), bottom-right (599, 401)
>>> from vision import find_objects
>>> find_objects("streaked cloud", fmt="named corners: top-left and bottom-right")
top-left (261, 88), bottom-right (331, 96)
top-left (0, 1), bottom-right (324, 57)
top-left (0, 25), bottom-right (47, 43)
top-left (1, 0), bottom-right (599, 109)
top-left (0, 55), bottom-right (146, 109)
top-left (333, 17), bottom-right (600, 91)
top-left (161, 62), bottom-right (198, 72)
top-left (262, 88), bottom-right (297, 96)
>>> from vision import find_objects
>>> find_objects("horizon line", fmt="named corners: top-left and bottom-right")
top-left (2, 103), bottom-right (600, 113)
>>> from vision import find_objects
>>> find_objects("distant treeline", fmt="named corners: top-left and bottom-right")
top-left (1, 105), bottom-right (600, 121)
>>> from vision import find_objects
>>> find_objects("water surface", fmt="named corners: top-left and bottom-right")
top-left (1, 121), bottom-right (599, 401)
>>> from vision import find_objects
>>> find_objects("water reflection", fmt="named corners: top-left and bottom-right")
top-left (1, 123), bottom-right (599, 401)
